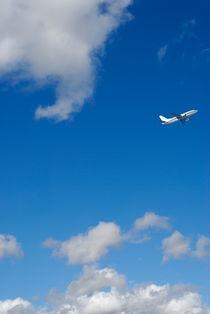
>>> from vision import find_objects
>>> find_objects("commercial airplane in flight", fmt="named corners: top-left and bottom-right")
top-left (159, 110), bottom-right (198, 125)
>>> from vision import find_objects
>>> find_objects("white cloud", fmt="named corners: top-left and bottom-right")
top-left (0, 0), bottom-right (132, 121)
top-left (43, 216), bottom-right (210, 265)
top-left (124, 212), bottom-right (170, 244)
top-left (162, 231), bottom-right (190, 262)
top-left (0, 234), bottom-right (23, 260)
top-left (157, 44), bottom-right (168, 61)
top-left (44, 213), bottom-right (172, 264)
top-left (3, 267), bottom-right (210, 314)
top-left (162, 232), bottom-right (210, 262)
top-left (67, 265), bottom-right (125, 297)
top-left (43, 221), bottom-right (121, 264)
top-left (192, 236), bottom-right (210, 259)
top-left (42, 267), bottom-right (210, 313)
top-left (134, 212), bottom-right (170, 232)
top-left (0, 298), bottom-right (34, 314)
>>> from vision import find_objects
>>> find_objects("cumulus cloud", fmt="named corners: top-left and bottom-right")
top-left (0, 0), bottom-right (132, 121)
top-left (0, 234), bottom-right (23, 260)
top-left (162, 231), bottom-right (190, 262)
top-left (162, 232), bottom-right (210, 262)
top-left (0, 298), bottom-right (34, 314)
top-left (134, 212), bottom-right (170, 232)
top-left (43, 215), bottom-right (210, 265)
top-left (192, 236), bottom-right (210, 259)
top-left (43, 213), bottom-right (172, 264)
top-left (2, 266), bottom-right (210, 313)
top-left (50, 283), bottom-right (210, 314)
top-left (67, 265), bottom-right (125, 297)
top-left (43, 221), bottom-right (121, 264)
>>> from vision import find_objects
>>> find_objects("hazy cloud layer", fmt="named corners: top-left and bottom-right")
top-left (1, 266), bottom-right (210, 313)
top-left (0, 0), bottom-right (132, 121)
top-left (0, 234), bottom-right (23, 260)
top-left (43, 221), bottom-right (121, 264)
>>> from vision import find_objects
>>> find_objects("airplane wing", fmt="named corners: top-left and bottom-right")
top-left (170, 112), bottom-right (182, 119)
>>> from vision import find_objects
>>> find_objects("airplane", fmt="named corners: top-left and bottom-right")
top-left (159, 110), bottom-right (198, 125)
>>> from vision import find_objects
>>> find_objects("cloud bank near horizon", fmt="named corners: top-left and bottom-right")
top-left (0, 0), bottom-right (132, 121)
top-left (1, 212), bottom-right (210, 312)
top-left (1, 265), bottom-right (210, 313)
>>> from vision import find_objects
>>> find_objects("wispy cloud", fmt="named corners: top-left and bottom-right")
top-left (157, 18), bottom-right (198, 62)
top-left (0, 0), bottom-right (132, 121)
top-left (126, 212), bottom-right (171, 243)
top-left (179, 19), bottom-right (197, 41)
top-left (157, 45), bottom-right (168, 61)
top-left (200, 48), bottom-right (210, 63)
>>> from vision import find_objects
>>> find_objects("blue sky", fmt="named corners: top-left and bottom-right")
top-left (0, 0), bottom-right (210, 312)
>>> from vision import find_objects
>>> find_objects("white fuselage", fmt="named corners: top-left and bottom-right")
top-left (159, 110), bottom-right (198, 125)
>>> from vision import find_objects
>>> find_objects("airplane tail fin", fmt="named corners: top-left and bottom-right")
top-left (159, 115), bottom-right (168, 124)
